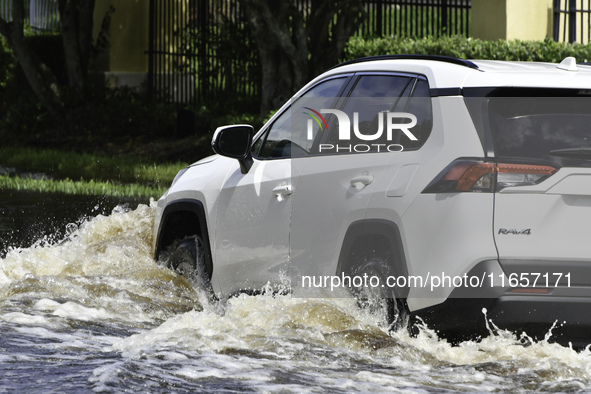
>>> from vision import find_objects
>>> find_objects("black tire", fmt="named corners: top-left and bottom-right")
top-left (166, 236), bottom-right (216, 301)
top-left (347, 246), bottom-right (408, 332)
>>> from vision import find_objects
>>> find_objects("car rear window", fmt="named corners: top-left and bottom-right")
top-left (465, 89), bottom-right (591, 168)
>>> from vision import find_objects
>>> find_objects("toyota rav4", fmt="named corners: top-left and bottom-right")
top-left (153, 55), bottom-right (591, 348)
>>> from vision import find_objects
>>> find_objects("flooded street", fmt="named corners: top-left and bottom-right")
top-left (1, 191), bottom-right (591, 392)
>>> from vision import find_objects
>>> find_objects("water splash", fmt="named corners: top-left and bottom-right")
top-left (0, 202), bottom-right (201, 326)
top-left (1, 202), bottom-right (590, 392)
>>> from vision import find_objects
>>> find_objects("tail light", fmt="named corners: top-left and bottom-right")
top-left (423, 160), bottom-right (557, 193)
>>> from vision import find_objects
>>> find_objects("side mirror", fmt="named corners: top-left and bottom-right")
top-left (212, 125), bottom-right (254, 174)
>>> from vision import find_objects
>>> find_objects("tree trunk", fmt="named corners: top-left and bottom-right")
top-left (307, 0), bottom-right (366, 78)
top-left (59, 0), bottom-right (96, 101)
top-left (0, 0), bottom-right (97, 118)
top-left (241, 0), bottom-right (308, 115)
top-left (0, 0), bottom-right (64, 118)
top-left (241, 0), bottom-right (365, 115)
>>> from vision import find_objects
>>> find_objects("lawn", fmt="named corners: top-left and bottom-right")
top-left (0, 147), bottom-right (188, 198)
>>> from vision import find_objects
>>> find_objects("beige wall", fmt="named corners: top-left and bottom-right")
top-left (472, 0), bottom-right (553, 41)
top-left (93, 0), bottom-right (150, 73)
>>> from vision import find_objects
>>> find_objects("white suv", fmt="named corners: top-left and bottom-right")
top-left (153, 55), bottom-right (591, 348)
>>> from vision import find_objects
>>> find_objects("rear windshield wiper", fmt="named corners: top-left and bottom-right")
top-left (549, 148), bottom-right (591, 159)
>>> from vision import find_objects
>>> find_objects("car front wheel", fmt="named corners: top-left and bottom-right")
top-left (166, 235), bottom-right (215, 300)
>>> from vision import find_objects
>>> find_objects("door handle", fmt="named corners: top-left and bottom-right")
top-left (350, 175), bottom-right (374, 190)
top-left (273, 185), bottom-right (293, 201)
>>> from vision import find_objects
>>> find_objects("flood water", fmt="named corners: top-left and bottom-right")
top-left (1, 190), bottom-right (591, 392)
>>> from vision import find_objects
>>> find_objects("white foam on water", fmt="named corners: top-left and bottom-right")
top-left (0, 202), bottom-right (201, 327)
top-left (1, 202), bottom-right (591, 392)
top-left (104, 289), bottom-right (591, 391)
top-left (0, 203), bottom-right (160, 282)
top-left (0, 311), bottom-right (55, 326)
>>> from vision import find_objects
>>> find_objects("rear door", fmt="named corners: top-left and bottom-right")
top-left (488, 94), bottom-right (591, 287)
top-left (291, 73), bottom-right (432, 281)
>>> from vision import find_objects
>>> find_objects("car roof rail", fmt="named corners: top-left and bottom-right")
top-left (331, 54), bottom-right (480, 70)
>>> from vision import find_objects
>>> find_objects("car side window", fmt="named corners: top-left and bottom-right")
top-left (324, 75), bottom-right (432, 152)
top-left (323, 75), bottom-right (412, 151)
top-left (401, 78), bottom-right (433, 151)
top-left (253, 77), bottom-right (347, 159)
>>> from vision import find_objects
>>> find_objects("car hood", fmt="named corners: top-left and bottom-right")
top-left (190, 155), bottom-right (218, 167)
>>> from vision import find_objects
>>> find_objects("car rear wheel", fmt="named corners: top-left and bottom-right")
top-left (341, 233), bottom-right (409, 332)
top-left (350, 259), bottom-right (408, 331)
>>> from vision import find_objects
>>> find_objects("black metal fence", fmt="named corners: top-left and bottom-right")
top-left (147, 0), bottom-right (472, 105)
top-left (554, 0), bottom-right (591, 43)
top-left (147, 0), bottom-right (197, 104)
top-left (0, 0), bottom-right (60, 32)
top-left (360, 0), bottom-right (471, 38)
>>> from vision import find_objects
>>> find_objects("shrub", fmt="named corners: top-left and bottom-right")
top-left (344, 36), bottom-right (591, 63)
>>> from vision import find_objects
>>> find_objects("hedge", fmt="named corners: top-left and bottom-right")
top-left (344, 36), bottom-right (591, 63)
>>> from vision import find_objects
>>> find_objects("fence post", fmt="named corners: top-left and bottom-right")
top-left (568, 0), bottom-right (576, 42)
top-left (441, 0), bottom-right (448, 35)
top-left (148, 0), bottom-right (155, 101)
top-left (197, 0), bottom-right (207, 102)
top-left (553, 0), bottom-right (560, 41)
top-left (376, 0), bottom-right (383, 37)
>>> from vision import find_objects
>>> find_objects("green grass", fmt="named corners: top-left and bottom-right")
top-left (0, 147), bottom-right (186, 198)
top-left (0, 147), bottom-right (186, 184)
top-left (0, 175), bottom-right (167, 199)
